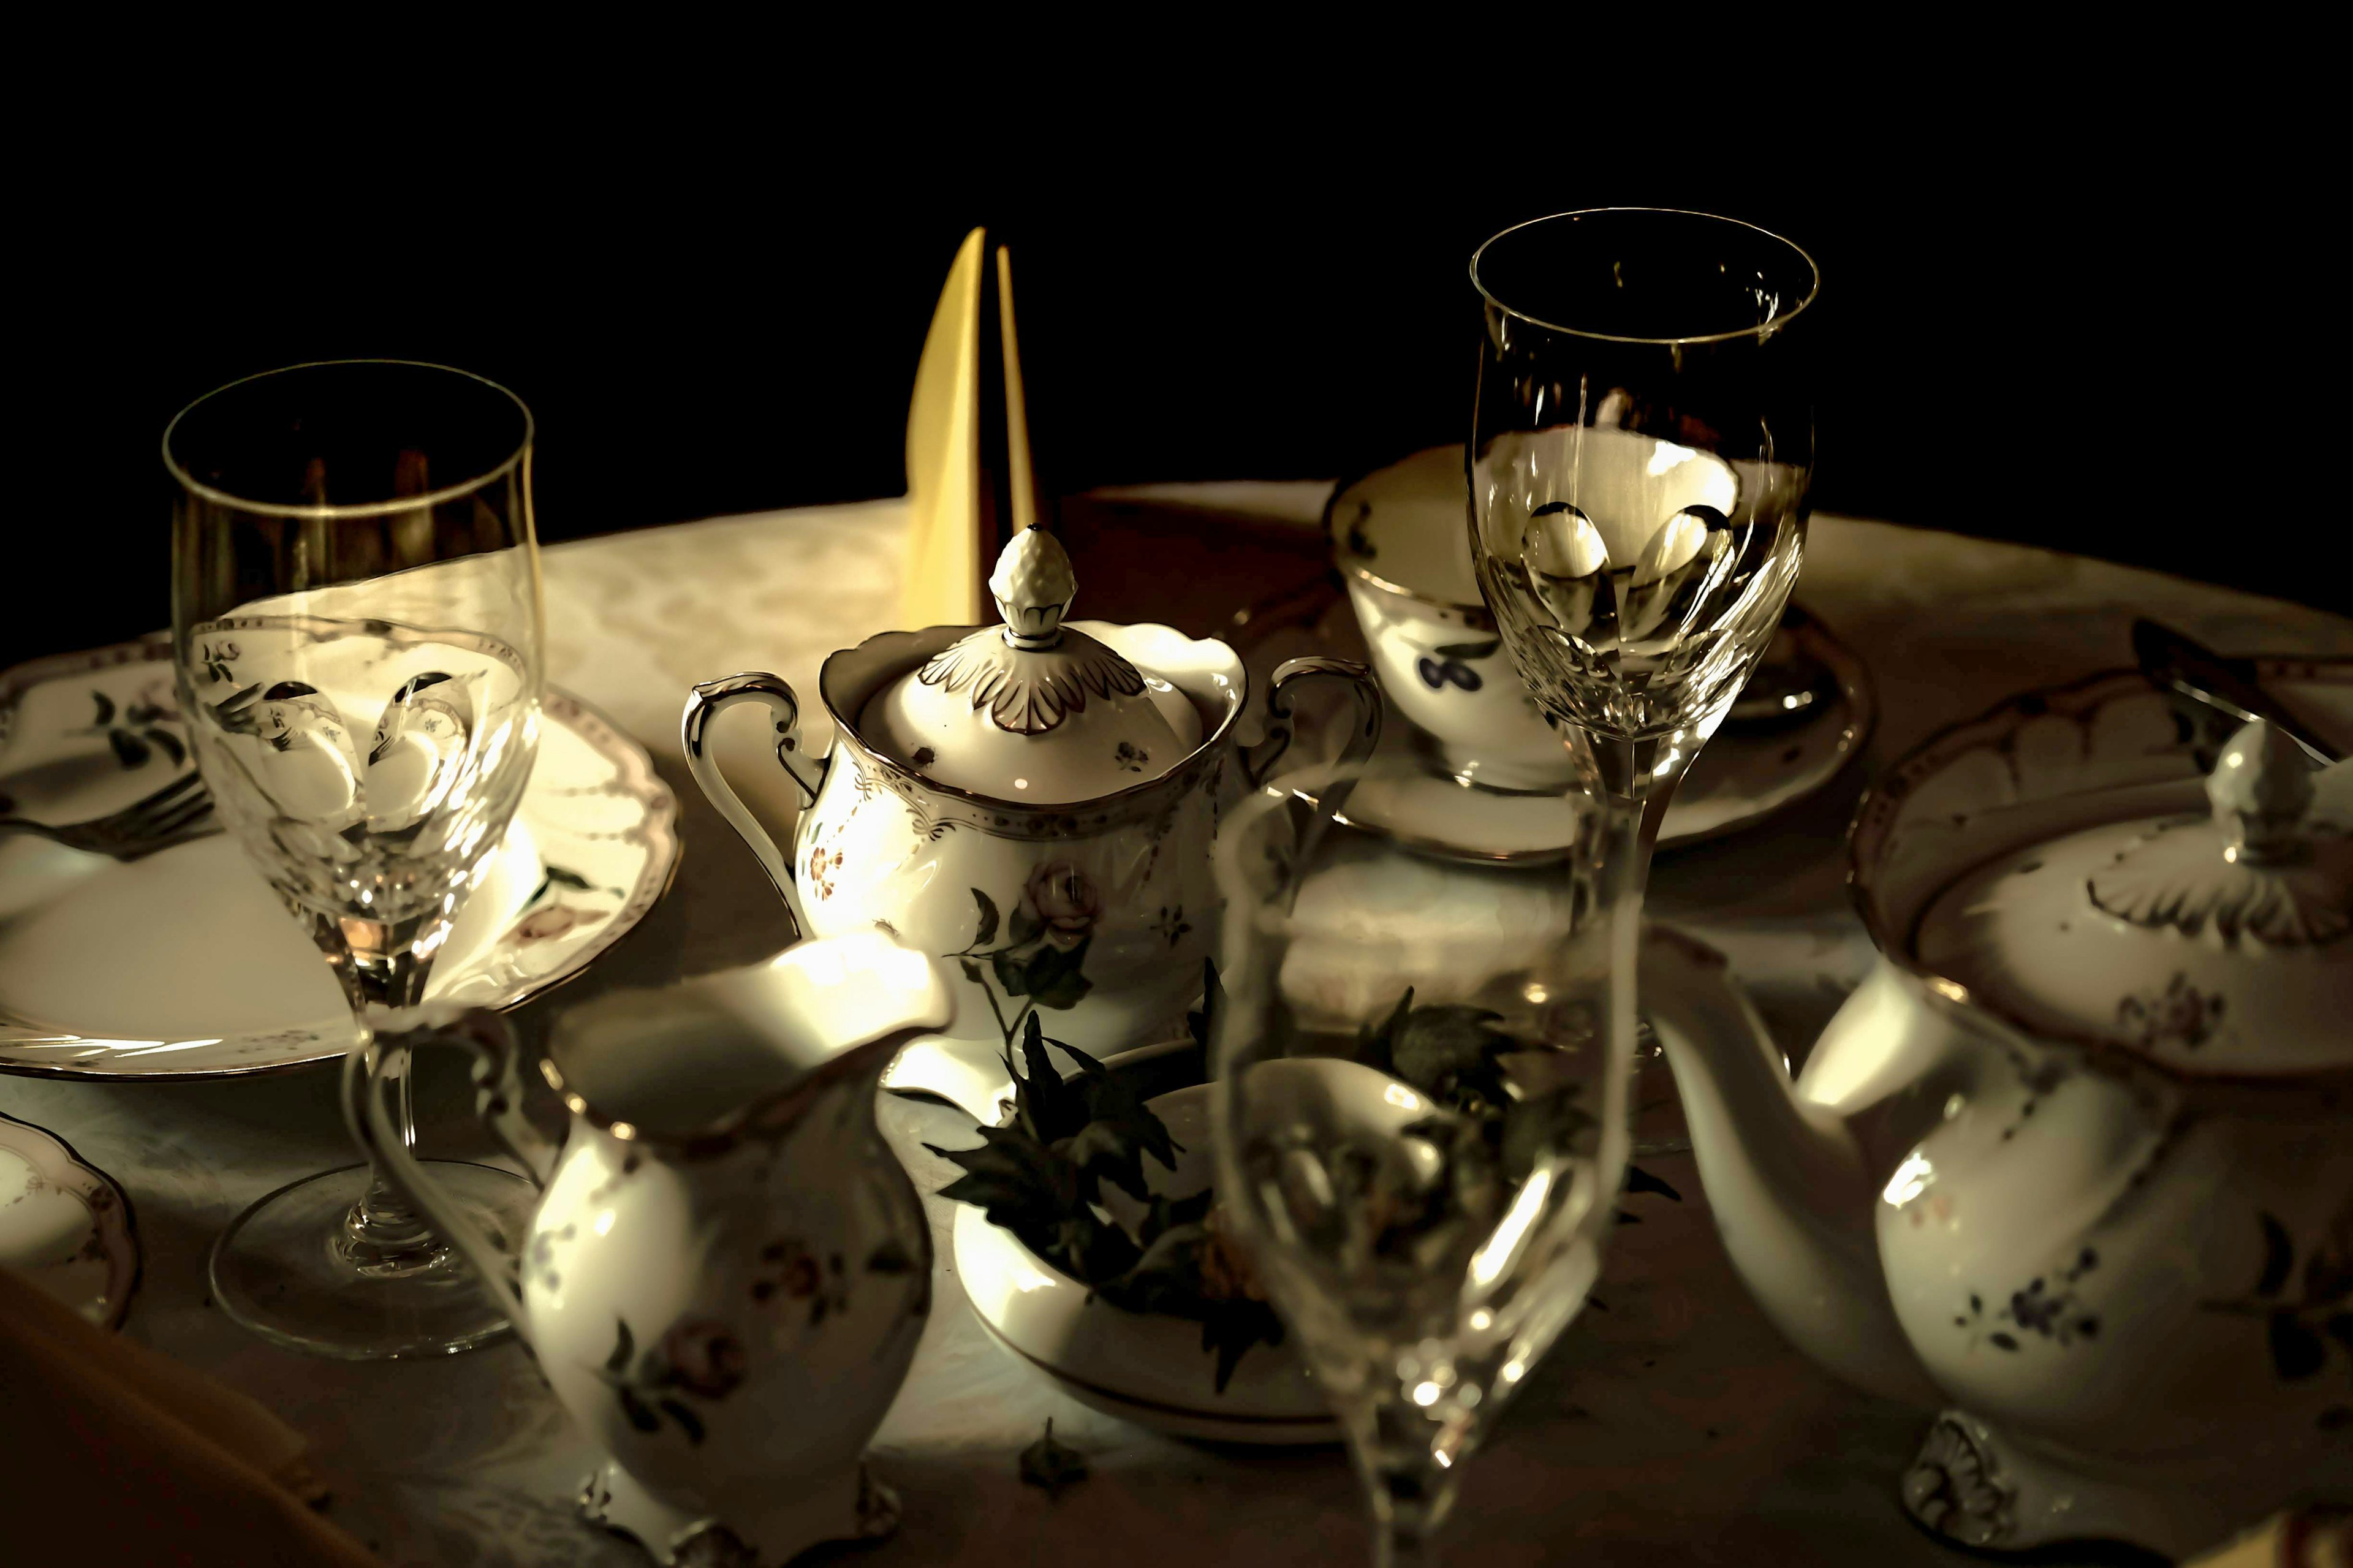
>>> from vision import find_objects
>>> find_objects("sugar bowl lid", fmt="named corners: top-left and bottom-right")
top-left (1912, 720), bottom-right (2353, 1075)
top-left (860, 528), bottom-right (1204, 805)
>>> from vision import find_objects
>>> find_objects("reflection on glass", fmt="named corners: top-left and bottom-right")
top-left (169, 360), bottom-right (545, 1359)
top-left (1469, 208), bottom-right (1816, 1168)
top-left (1213, 772), bottom-right (1627, 1567)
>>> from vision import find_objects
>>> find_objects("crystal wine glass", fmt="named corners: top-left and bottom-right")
top-left (167, 360), bottom-right (545, 1358)
top-left (1468, 208), bottom-right (1816, 1150)
top-left (1210, 767), bottom-right (1626, 1567)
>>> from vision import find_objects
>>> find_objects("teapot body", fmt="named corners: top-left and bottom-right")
top-left (684, 617), bottom-right (1377, 1057)
top-left (1802, 667), bottom-right (2353, 1556)
top-left (1669, 668), bottom-right (2353, 1561)
top-left (792, 721), bottom-right (1226, 1047)
top-left (1803, 966), bottom-right (2353, 1553)
top-left (528, 1055), bottom-right (931, 1559)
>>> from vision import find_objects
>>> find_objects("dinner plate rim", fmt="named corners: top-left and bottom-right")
top-left (0, 640), bottom-right (681, 1081)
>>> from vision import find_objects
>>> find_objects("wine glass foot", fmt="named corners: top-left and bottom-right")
top-left (210, 1161), bottom-right (536, 1360)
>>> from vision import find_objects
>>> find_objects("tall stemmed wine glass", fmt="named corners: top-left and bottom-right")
top-left (167, 360), bottom-right (545, 1358)
top-left (1211, 770), bottom-right (1629, 1566)
top-left (1468, 208), bottom-right (1816, 1151)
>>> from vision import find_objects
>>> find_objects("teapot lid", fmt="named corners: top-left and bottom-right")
top-left (1911, 720), bottom-right (2353, 1074)
top-left (860, 528), bottom-right (1203, 804)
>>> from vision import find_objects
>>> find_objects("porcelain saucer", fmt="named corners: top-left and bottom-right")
top-left (0, 1111), bottom-right (138, 1327)
top-left (1232, 581), bottom-right (1875, 864)
top-left (0, 640), bottom-right (680, 1079)
top-left (950, 935), bottom-right (1751, 1443)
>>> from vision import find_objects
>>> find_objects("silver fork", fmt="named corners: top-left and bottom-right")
top-left (0, 770), bottom-right (218, 861)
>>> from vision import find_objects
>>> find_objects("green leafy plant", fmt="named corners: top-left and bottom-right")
top-left (930, 967), bottom-right (1681, 1393)
top-left (947, 874), bottom-right (1099, 1052)
top-left (926, 1009), bottom-right (1284, 1390)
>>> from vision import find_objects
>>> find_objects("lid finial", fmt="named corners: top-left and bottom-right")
top-left (2088, 718), bottom-right (2348, 947)
top-left (2208, 719), bottom-right (2317, 865)
top-left (991, 527), bottom-right (1076, 651)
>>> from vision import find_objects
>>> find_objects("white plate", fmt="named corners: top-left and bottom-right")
top-left (1234, 583), bottom-right (1875, 864)
top-left (0, 640), bottom-right (680, 1079)
top-left (0, 1110), bottom-right (138, 1327)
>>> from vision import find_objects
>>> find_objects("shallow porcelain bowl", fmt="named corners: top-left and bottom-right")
top-left (953, 1075), bottom-right (1342, 1444)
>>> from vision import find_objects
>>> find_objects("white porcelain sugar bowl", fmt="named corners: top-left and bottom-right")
top-left (1651, 664), bottom-right (2353, 1562)
top-left (683, 527), bottom-right (1379, 1055)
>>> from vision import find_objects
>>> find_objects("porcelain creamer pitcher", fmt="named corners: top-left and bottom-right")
top-left (1643, 668), bottom-right (2353, 1562)
top-left (681, 526), bottom-right (1377, 1056)
top-left (351, 933), bottom-right (953, 1567)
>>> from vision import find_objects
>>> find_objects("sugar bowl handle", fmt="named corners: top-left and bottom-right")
top-left (681, 672), bottom-right (828, 944)
top-left (1243, 656), bottom-right (1382, 789)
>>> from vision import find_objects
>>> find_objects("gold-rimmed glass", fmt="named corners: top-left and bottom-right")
top-left (168, 359), bottom-right (545, 1358)
top-left (1468, 205), bottom-right (1815, 1150)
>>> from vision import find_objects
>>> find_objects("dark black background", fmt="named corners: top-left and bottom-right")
top-left (15, 84), bottom-right (2338, 672)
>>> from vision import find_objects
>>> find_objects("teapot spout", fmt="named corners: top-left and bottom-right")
top-left (1642, 931), bottom-right (1939, 1407)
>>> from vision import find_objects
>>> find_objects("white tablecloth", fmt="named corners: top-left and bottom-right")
top-left (4, 490), bottom-right (2347, 1567)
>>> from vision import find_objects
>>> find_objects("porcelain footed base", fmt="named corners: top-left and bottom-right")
top-left (1901, 1409), bottom-right (2290, 1562)
top-left (579, 1457), bottom-right (898, 1567)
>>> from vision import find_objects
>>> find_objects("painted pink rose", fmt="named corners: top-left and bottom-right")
top-left (659, 1319), bottom-right (748, 1400)
top-left (512, 906), bottom-right (600, 944)
top-left (1023, 862), bottom-right (1100, 948)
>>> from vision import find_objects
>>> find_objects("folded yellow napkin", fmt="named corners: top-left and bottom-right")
top-left (0, 1263), bottom-right (381, 1567)
top-left (901, 227), bottom-right (1036, 631)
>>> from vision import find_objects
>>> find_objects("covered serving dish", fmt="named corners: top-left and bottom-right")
top-left (1646, 661), bottom-right (2353, 1559)
top-left (684, 527), bottom-right (1377, 1057)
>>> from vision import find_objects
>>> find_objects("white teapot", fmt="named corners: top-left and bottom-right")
top-left (683, 527), bottom-right (1377, 1059)
top-left (352, 934), bottom-right (953, 1566)
top-left (1645, 669), bottom-right (2353, 1561)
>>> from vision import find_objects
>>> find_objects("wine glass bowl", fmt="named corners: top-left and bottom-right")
top-left (170, 362), bottom-right (541, 989)
top-left (1211, 774), bottom-right (1628, 1564)
top-left (181, 607), bottom-right (538, 982)
top-left (1469, 209), bottom-right (1817, 748)
top-left (167, 360), bottom-right (546, 1358)
top-left (1214, 211), bottom-right (1819, 1563)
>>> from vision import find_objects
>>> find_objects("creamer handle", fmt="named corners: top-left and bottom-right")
top-left (342, 1010), bottom-right (550, 1333)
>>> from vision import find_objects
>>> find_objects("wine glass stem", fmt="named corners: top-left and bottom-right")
top-left (1375, 1522), bottom-right (1438, 1568)
top-left (330, 913), bottom-right (449, 1265)
top-left (1354, 1400), bottom-right (1458, 1568)
top-left (1583, 728), bottom-right (1691, 1121)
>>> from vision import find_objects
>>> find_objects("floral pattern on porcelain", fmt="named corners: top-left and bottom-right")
top-left (522, 1081), bottom-right (934, 1510)
top-left (2115, 972), bottom-right (2228, 1051)
top-left (1656, 662), bottom-right (2353, 1561)
top-left (363, 939), bottom-right (950, 1567)
top-left (685, 598), bottom-right (1377, 1053)
top-left (0, 1111), bottom-right (140, 1329)
top-left (1840, 970), bottom-right (2352, 1558)
top-left (795, 733), bottom-right (1223, 1047)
